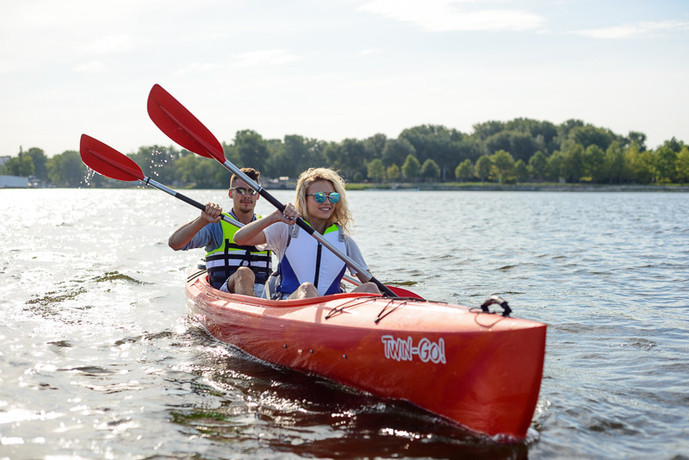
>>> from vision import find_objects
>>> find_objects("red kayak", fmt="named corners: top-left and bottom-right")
top-left (186, 273), bottom-right (546, 441)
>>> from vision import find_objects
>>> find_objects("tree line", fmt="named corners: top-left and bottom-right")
top-left (2, 118), bottom-right (688, 188)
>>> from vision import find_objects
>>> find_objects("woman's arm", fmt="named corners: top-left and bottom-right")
top-left (235, 203), bottom-right (300, 246)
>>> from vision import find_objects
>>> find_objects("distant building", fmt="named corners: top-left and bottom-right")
top-left (0, 175), bottom-right (29, 188)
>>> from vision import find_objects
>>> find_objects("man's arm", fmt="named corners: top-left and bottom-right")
top-left (168, 203), bottom-right (222, 250)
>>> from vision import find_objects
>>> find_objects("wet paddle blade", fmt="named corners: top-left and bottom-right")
top-left (80, 134), bottom-right (144, 182)
top-left (147, 84), bottom-right (225, 162)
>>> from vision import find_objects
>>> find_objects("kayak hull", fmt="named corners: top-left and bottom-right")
top-left (186, 274), bottom-right (546, 441)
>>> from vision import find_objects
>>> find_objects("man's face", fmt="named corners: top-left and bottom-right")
top-left (229, 179), bottom-right (259, 213)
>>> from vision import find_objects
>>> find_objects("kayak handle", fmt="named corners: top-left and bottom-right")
top-left (480, 295), bottom-right (512, 317)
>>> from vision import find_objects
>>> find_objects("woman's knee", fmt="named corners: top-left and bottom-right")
top-left (353, 282), bottom-right (380, 294)
top-left (289, 282), bottom-right (318, 299)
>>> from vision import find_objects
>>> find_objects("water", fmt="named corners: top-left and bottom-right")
top-left (1, 188), bottom-right (688, 459)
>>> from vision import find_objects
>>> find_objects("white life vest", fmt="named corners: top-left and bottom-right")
top-left (275, 223), bottom-right (346, 297)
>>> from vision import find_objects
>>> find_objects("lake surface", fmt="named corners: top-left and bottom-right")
top-left (1, 188), bottom-right (688, 459)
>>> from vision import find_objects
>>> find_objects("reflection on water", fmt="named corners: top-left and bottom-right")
top-left (1, 189), bottom-right (688, 458)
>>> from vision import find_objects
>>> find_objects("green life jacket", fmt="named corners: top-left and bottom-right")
top-left (205, 212), bottom-right (272, 289)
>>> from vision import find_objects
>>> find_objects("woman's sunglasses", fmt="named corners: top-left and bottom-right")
top-left (307, 192), bottom-right (340, 204)
top-left (231, 187), bottom-right (257, 196)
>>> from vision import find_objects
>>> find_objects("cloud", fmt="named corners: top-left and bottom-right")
top-left (231, 49), bottom-right (302, 68)
top-left (574, 20), bottom-right (689, 39)
top-left (74, 60), bottom-right (109, 73)
top-left (357, 0), bottom-right (546, 32)
top-left (174, 49), bottom-right (302, 76)
top-left (358, 48), bottom-right (383, 56)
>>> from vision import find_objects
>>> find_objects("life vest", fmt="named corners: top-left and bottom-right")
top-left (206, 212), bottom-right (272, 289)
top-left (275, 223), bottom-right (346, 297)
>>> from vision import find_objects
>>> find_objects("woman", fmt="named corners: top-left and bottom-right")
top-left (234, 168), bottom-right (380, 300)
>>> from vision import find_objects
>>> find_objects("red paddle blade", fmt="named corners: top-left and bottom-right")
top-left (80, 135), bottom-right (144, 182)
top-left (147, 84), bottom-right (225, 162)
top-left (387, 285), bottom-right (425, 300)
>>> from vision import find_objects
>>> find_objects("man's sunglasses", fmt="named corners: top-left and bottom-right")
top-left (231, 187), bottom-right (257, 196)
top-left (307, 192), bottom-right (340, 204)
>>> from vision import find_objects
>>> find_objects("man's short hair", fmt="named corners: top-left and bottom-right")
top-left (230, 167), bottom-right (260, 188)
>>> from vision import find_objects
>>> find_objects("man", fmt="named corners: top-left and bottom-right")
top-left (168, 167), bottom-right (272, 297)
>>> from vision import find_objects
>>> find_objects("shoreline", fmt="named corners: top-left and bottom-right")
top-left (3, 183), bottom-right (689, 192)
top-left (343, 183), bottom-right (689, 192)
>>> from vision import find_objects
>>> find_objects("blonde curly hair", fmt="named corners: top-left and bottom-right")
top-left (294, 168), bottom-right (352, 234)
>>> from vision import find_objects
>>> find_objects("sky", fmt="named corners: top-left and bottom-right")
top-left (1, 0), bottom-right (688, 157)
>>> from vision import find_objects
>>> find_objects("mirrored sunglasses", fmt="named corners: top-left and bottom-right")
top-left (308, 192), bottom-right (340, 204)
top-left (232, 187), bottom-right (257, 196)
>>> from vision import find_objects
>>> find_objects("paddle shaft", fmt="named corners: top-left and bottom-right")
top-left (142, 176), bottom-right (243, 228)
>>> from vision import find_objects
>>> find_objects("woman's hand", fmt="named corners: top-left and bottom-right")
top-left (279, 203), bottom-right (300, 225)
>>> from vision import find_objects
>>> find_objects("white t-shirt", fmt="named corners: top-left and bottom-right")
top-left (259, 222), bottom-right (369, 277)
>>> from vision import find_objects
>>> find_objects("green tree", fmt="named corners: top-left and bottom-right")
top-left (339, 138), bottom-right (368, 180)
top-left (545, 151), bottom-right (565, 181)
top-left (47, 150), bottom-right (86, 187)
top-left (653, 145), bottom-right (677, 183)
top-left (285, 135), bottom-right (326, 177)
top-left (363, 133), bottom-right (387, 159)
top-left (399, 125), bottom-right (458, 180)
top-left (662, 137), bottom-right (684, 154)
top-left (173, 154), bottom-right (200, 185)
top-left (568, 125), bottom-right (616, 151)
top-left (472, 120), bottom-right (506, 141)
top-left (474, 155), bottom-right (492, 181)
top-left (675, 146), bottom-right (689, 183)
top-left (627, 131), bottom-right (647, 151)
top-left (556, 119), bottom-right (585, 147)
top-left (506, 118), bottom-right (559, 154)
top-left (130, 145), bottom-right (179, 184)
top-left (323, 142), bottom-right (343, 172)
top-left (490, 150), bottom-right (515, 184)
top-left (366, 158), bottom-right (385, 182)
top-left (527, 151), bottom-right (547, 180)
top-left (625, 143), bottom-right (654, 184)
top-left (401, 154), bottom-right (421, 182)
top-left (455, 159), bottom-right (474, 182)
top-left (381, 138), bottom-right (416, 167)
top-left (173, 153), bottom-right (223, 188)
top-left (386, 164), bottom-right (400, 182)
top-left (233, 130), bottom-right (270, 174)
top-left (562, 142), bottom-right (585, 183)
top-left (585, 145), bottom-right (606, 183)
top-left (420, 158), bottom-right (440, 182)
top-left (455, 137), bottom-right (485, 163)
top-left (486, 130), bottom-right (537, 162)
top-left (2, 152), bottom-right (34, 177)
top-left (603, 141), bottom-right (626, 184)
top-left (26, 148), bottom-right (48, 181)
top-left (514, 159), bottom-right (528, 182)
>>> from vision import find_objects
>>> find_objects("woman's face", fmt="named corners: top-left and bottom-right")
top-left (305, 180), bottom-right (337, 221)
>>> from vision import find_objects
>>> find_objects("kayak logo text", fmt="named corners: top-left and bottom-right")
top-left (381, 335), bottom-right (446, 364)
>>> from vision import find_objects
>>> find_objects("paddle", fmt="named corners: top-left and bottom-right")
top-left (80, 134), bottom-right (422, 299)
top-left (147, 83), bottom-right (399, 298)
top-left (79, 134), bottom-right (243, 228)
top-left (342, 276), bottom-right (424, 300)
